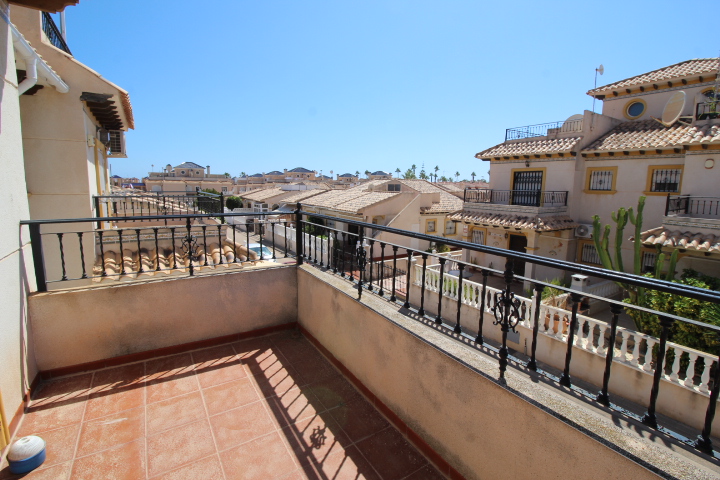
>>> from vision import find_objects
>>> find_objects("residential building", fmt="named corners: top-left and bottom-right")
top-left (145, 163), bottom-right (233, 193)
top-left (110, 175), bottom-right (140, 188)
top-left (369, 170), bottom-right (393, 180)
top-left (337, 172), bottom-right (359, 183)
top-left (457, 58), bottom-right (720, 282)
top-left (286, 167), bottom-right (316, 180)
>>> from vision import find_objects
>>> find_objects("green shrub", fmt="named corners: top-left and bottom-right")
top-left (226, 196), bottom-right (242, 210)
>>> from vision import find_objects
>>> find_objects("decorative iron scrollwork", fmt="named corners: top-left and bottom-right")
top-left (491, 290), bottom-right (523, 333)
top-left (356, 241), bottom-right (367, 298)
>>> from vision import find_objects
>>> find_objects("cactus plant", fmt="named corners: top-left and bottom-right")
top-left (592, 196), bottom-right (678, 331)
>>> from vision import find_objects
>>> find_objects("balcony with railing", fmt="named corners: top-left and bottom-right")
top-left (463, 188), bottom-right (568, 214)
top-left (666, 195), bottom-right (720, 220)
top-left (41, 12), bottom-right (71, 55)
top-left (505, 118), bottom-right (583, 141)
top-left (696, 101), bottom-right (719, 121)
top-left (5, 207), bottom-right (720, 478)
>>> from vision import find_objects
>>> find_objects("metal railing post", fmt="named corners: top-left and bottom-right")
top-left (295, 204), bottom-right (303, 265)
top-left (94, 196), bottom-right (102, 230)
top-left (28, 223), bottom-right (47, 292)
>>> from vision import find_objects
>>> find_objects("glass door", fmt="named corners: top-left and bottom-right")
top-left (512, 171), bottom-right (543, 206)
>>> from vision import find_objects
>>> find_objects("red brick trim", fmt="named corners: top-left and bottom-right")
top-left (299, 325), bottom-right (466, 480)
top-left (40, 322), bottom-right (297, 380)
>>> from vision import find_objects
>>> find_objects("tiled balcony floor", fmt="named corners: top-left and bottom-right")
top-left (1, 332), bottom-right (444, 480)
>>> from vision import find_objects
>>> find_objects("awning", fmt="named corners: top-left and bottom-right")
top-left (638, 227), bottom-right (720, 254)
top-left (448, 210), bottom-right (578, 232)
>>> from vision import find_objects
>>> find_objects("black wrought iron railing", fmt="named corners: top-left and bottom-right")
top-left (505, 118), bottom-right (583, 141)
top-left (41, 12), bottom-right (71, 55)
top-left (696, 101), bottom-right (719, 121)
top-left (463, 188), bottom-right (568, 207)
top-left (18, 205), bottom-right (720, 457)
top-left (665, 195), bottom-right (720, 218)
top-left (94, 191), bottom-right (225, 227)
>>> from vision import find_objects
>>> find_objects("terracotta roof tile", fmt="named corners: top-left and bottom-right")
top-left (420, 193), bottom-right (463, 214)
top-left (278, 189), bottom-right (326, 204)
top-left (398, 180), bottom-right (444, 193)
top-left (588, 58), bottom-right (720, 95)
top-left (582, 120), bottom-right (720, 152)
top-left (448, 211), bottom-right (578, 231)
top-left (333, 192), bottom-right (399, 213)
top-left (476, 137), bottom-right (581, 159)
top-left (639, 227), bottom-right (720, 254)
top-left (242, 188), bottom-right (287, 202)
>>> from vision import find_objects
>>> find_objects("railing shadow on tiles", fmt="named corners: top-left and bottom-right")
top-left (19, 203), bottom-right (720, 460)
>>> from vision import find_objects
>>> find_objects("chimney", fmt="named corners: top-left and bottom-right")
top-left (165, 164), bottom-right (172, 173)
top-left (206, 165), bottom-right (210, 177)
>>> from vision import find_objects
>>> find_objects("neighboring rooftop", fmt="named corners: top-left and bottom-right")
top-left (398, 179), bottom-right (444, 194)
top-left (278, 189), bottom-right (328, 205)
top-left (448, 211), bottom-right (578, 231)
top-left (583, 120), bottom-right (720, 153)
top-left (288, 167), bottom-right (314, 173)
top-left (175, 162), bottom-right (205, 169)
top-left (242, 188), bottom-right (288, 202)
top-left (476, 137), bottom-right (582, 160)
top-left (639, 227), bottom-right (720, 254)
top-left (588, 58), bottom-right (720, 97)
top-left (420, 192), bottom-right (463, 214)
top-left (371, 171), bottom-right (391, 175)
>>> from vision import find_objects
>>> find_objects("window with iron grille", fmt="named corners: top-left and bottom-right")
top-left (471, 229), bottom-right (485, 245)
top-left (641, 251), bottom-right (657, 273)
top-left (588, 170), bottom-right (613, 191)
top-left (445, 221), bottom-right (456, 235)
top-left (650, 168), bottom-right (682, 193)
top-left (387, 184), bottom-right (401, 192)
top-left (580, 243), bottom-right (601, 265)
top-left (427, 220), bottom-right (436, 233)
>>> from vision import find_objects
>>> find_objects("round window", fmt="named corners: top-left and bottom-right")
top-left (626, 101), bottom-right (645, 118)
top-left (181, 170), bottom-right (186, 174)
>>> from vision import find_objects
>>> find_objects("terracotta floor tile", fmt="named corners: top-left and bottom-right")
top-left (263, 386), bottom-right (323, 428)
top-left (305, 376), bottom-right (359, 411)
top-left (244, 350), bottom-right (292, 379)
top-left (147, 420), bottom-right (215, 478)
top-left (146, 392), bottom-right (205, 435)
top-left (149, 454), bottom-right (223, 480)
top-left (0, 461), bottom-right (72, 480)
top-left (209, 401), bottom-right (276, 451)
top-left (220, 431), bottom-right (297, 480)
top-left (298, 445), bottom-right (381, 480)
top-left (18, 400), bottom-right (86, 436)
top-left (248, 364), bottom-right (305, 399)
top-left (27, 423), bottom-right (80, 468)
top-left (293, 358), bottom-right (339, 385)
top-left (355, 428), bottom-right (427, 480)
top-left (76, 406), bottom-right (145, 457)
top-left (280, 412), bottom-right (351, 467)
top-left (31, 374), bottom-right (93, 407)
top-left (145, 354), bottom-right (195, 378)
top-left (71, 438), bottom-right (146, 480)
top-left (329, 398), bottom-right (389, 443)
top-left (231, 337), bottom-right (275, 360)
top-left (84, 385), bottom-right (144, 421)
top-left (202, 378), bottom-right (259, 416)
top-left (192, 345), bottom-right (247, 388)
top-left (91, 363), bottom-right (146, 392)
top-left (403, 464), bottom-right (447, 479)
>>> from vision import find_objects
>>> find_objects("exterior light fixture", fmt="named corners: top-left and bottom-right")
top-left (525, 160), bottom-right (530, 168)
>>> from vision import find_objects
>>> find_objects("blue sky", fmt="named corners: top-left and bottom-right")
top-left (60, 0), bottom-right (718, 180)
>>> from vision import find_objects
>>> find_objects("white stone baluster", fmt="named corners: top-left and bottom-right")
top-left (683, 352), bottom-right (699, 388)
top-left (668, 347), bottom-right (682, 383)
top-left (699, 358), bottom-right (713, 394)
top-left (643, 338), bottom-right (656, 372)
top-left (575, 317), bottom-right (586, 347)
top-left (596, 323), bottom-right (608, 355)
top-left (630, 334), bottom-right (642, 368)
top-left (619, 330), bottom-right (630, 363)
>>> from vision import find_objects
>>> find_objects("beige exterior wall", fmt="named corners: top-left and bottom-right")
top-left (28, 267), bottom-right (298, 371)
top-left (297, 267), bottom-right (665, 480)
top-left (0, 0), bottom-right (39, 423)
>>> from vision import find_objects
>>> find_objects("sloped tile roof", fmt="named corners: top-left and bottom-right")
top-left (582, 120), bottom-right (720, 152)
top-left (399, 179), bottom-right (443, 193)
top-left (289, 167), bottom-right (313, 173)
top-left (420, 193), bottom-right (463, 214)
top-left (278, 189), bottom-right (327, 204)
top-left (303, 190), bottom-right (368, 208)
top-left (371, 171), bottom-right (391, 175)
top-left (338, 173), bottom-right (356, 177)
top-left (333, 192), bottom-right (399, 213)
top-left (639, 227), bottom-right (720, 254)
top-left (437, 183), bottom-right (463, 192)
top-left (588, 58), bottom-right (720, 95)
top-left (476, 137), bottom-right (581, 159)
top-left (175, 162), bottom-right (205, 169)
top-left (448, 211), bottom-right (578, 231)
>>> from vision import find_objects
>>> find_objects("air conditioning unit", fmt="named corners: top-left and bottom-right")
top-left (575, 224), bottom-right (593, 239)
top-left (107, 130), bottom-right (127, 158)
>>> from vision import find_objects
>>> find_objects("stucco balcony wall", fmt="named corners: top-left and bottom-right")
top-left (28, 266), bottom-right (298, 371)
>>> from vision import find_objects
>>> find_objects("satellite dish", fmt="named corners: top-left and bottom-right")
top-left (661, 91), bottom-right (686, 126)
top-left (597, 64), bottom-right (604, 75)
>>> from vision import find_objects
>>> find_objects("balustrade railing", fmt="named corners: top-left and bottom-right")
top-left (19, 203), bottom-right (720, 457)
top-left (666, 195), bottom-right (720, 218)
top-left (41, 12), bottom-right (71, 54)
top-left (505, 118), bottom-right (583, 141)
top-left (464, 188), bottom-right (568, 207)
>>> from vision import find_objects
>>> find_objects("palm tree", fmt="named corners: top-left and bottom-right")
top-left (240, 171), bottom-right (246, 177)
top-left (455, 171), bottom-right (460, 182)
top-left (355, 170), bottom-right (360, 177)
top-left (419, 169), bottom-right (428, 180)
top-left (224, 172), bottom-right (231, 178)
top-left (395, 168), bottom-right (401, 178)
top-left (364, 170), bottom-right (371, 178)
top-left (440, 176), bottom-right (448, 182)
top-left (434, 166), bottom-right (439, 182)
top-left (411, 164), bottom-right (417, 175)
top-left (471, 171), bottom-right (476, 182)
